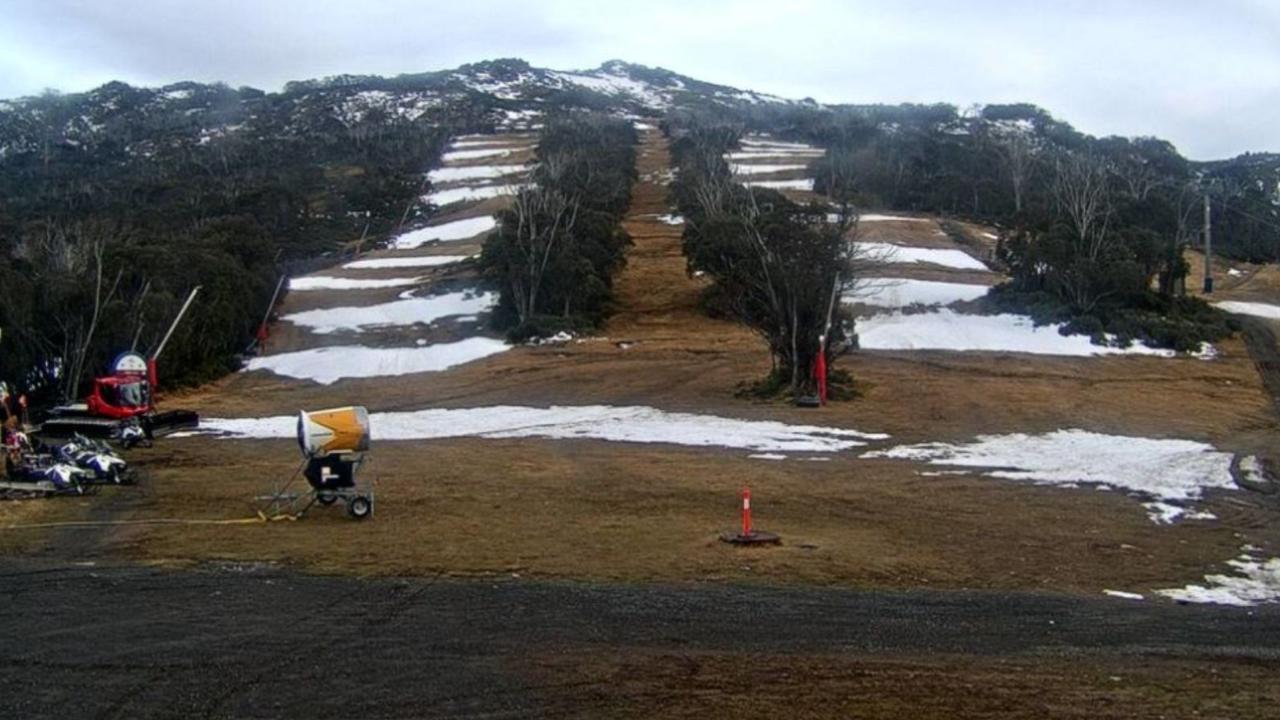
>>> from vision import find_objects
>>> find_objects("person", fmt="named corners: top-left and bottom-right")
top-left (3, 417), bottom-right (25, 477)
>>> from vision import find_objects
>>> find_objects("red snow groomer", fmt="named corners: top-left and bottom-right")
top-left (40, 288), bottom-right (202, 445)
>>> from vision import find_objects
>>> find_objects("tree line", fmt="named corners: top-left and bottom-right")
top-left (0, 83), bottom-right (449, 404)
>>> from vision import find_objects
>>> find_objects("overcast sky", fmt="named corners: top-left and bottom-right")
top-left (2, 0), bottom-right (1277, 160)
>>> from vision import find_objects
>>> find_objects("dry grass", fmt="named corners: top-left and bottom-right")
top-left (5, 129), bottom-right (1279, 593)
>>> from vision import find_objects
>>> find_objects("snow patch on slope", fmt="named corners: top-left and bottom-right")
top-left (245, 339), bottom-right (509, 384)
top-left (864, 429), bottom-right (1235, 523)
top-left (192, 405), bottom-right (890, 453)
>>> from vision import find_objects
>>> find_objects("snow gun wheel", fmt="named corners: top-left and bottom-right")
top-left (316, 491), bottom-right (338, 506)
top-left (347, 495), bottom-right (373, 520)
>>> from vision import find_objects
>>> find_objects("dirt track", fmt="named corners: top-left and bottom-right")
top-left (3, 559), bottom-right (1278, 719)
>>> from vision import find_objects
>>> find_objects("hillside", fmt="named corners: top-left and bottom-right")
top-left (3, 58), bottom-right (1280, 718)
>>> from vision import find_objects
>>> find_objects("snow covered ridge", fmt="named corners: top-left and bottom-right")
top-left (289, 275), bottom-right (422, 291)
top-left (424, 185), bottom-right (519, 206)
top-left (427, 164), bottom-right (527, 184)
top-left (343, 255), bottom-right (471, 270)
top-left (283, 289), bottom-right (496, 334)
top-left (393, 217), bottom-right (497, 249)
top-left (186, 405), bottom-right (889, 453)
top-left (1213, 301), bottom-right (1280, 320)
top-left (742, 178), bottom-right (815, 192)
top-left (854, 242), bottom-right (989, 271)
top-left (863, 429), bottom-right (1236, 524)
top-left (244, 339), bottom-right (509, 385)
top-left (848, 278), bottom-right (990, 309)
top-left (856, 309), bottom-right (1212, 358)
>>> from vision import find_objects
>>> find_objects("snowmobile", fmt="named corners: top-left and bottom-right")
top-left (39, 287), bottom-right (201, 442)
top-left (2, 441), bottom-right (91, 496)
top-left (52, 434), bottom-right (132, 485)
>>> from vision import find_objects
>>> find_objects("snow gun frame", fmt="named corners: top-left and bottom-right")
top-left (256, 407), bottom-right (375, 520)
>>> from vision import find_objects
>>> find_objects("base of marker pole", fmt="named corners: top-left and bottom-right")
top-left (720, 530), bottom-right (781, 546)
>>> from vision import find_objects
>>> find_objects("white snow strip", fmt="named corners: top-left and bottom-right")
top-left (740, 138), bottom-right (817, 151)
top-left (1158, 554), bottom-right (1280, 606)
top-left (726, 150), bottom-right (824, 161)
top-left (393, 216), bottom-right (497, 248)
top-left (854, 242), bottom-right (989, 271)
top-left (283, 290), bottom-right (496, 334)
top-left (288, 276), bottom-right (420, 291)
top-left (731, 163), bottom-right (808, 176)
top-left (1142, 502), bottom-right (1216, 524)
top-left (855, 212), bottom-right (936, 221)
top-left (848, 278), bottom-right (990, 309)
top-left (343, 255), bottom-right (470, 270)
top-left (189, 405), bottom-right (889, 453)
top-left (744, 178), bottom-right (815, 191)
top-left (749, 453), bottom-right (787, 461)
top-left (428, 164), bottom-right (527, 184)
top-left (857, 309), bottom-right (1177, 357)
top-left (1103, 590), bottom-right (1145, 601)
top-left (442, 148), bottom-right (513, 161)
top-left (425, 185), bottom-right (517, 206)
top-left (1213, 301), bottom-right (1280, 320)
top-left (864, 429), bottom-right (1235, 523)
top-left (657, 214), bottom-right (684, 225)
top-left (245, 339), bottom-right (509, 385)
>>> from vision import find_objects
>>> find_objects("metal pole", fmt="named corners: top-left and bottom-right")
top-left (260, 275), bottom-right (286, 330)
top-left (1203, 193), bottom-right (1213, 294)
top-left (152, 286), bottom-right (201, 362)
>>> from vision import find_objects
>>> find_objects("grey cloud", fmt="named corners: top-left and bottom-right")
top-left (0, 0), bottom-right (1276, 159)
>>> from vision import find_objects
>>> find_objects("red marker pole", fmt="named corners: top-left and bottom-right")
top-left (742, 486), bottom-right (752, 536)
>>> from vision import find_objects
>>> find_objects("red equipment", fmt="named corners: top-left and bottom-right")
top-left (40, 288), bottom-right (202, 441)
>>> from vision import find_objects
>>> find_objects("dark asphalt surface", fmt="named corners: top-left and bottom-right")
top-left (2, 560), bottom-right (1279, 718)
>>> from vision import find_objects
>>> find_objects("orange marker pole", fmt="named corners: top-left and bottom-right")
top-left (742, 486), bottom-right (752, 536)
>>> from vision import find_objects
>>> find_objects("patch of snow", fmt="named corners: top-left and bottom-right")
top-left (343, 255), bottom-right (470, 270)
top-left (740, 137), bottom-right (817, 151)
top-left (288, 276), bottom-right (420, 291)
top-left (1158, 553), bottom-right (1280, 607)
top-left (245, 339), bottom-right (509, 384)
top-left (743, 178), bottom-right (815, 191)
top-left (283, 290), bottom-right (497, 334)
top-left (864, 429), bottom-right (1235, 523)
top-left (857, 309), bottom-right (1177, 357)
top-left (1103, 590), bottom-right (1145, 601)
top-left (848, 278), bottom-right (990, 309)
top-left (1213, 301), bottom-right (1280, 320)
top-left (731, 163), bottom-right (809, 176)
top-left (425, 185), bottom-right (518, 206)
top-left (428, 164), bottom-right (527, 184)
top-left (656, 214), bottom-right (684, 225)
top-left (1227, 268), bottom-right (1244, 277)
top-left (393, 216), bottom-right (497, 248)
top-left (852, 214), bottom-right (936, 223)
top-left (854, 242), bottom-right (989, 271)
top-left (442, 147), bottom-right (513, 162)
top-left (191, 405), bottom-right (890, 453)
top-left (1142, 502), bottom-right (1217, 525)
top-left (726, 149), bottom-right (824, 161)
top-left (749, 453), bottom-right (787, 461)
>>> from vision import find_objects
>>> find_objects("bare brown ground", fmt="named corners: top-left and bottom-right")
top-left (5, 129), bottom-right (1280, 597)
top-left (527, 650), bottom-right (1280, 719)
